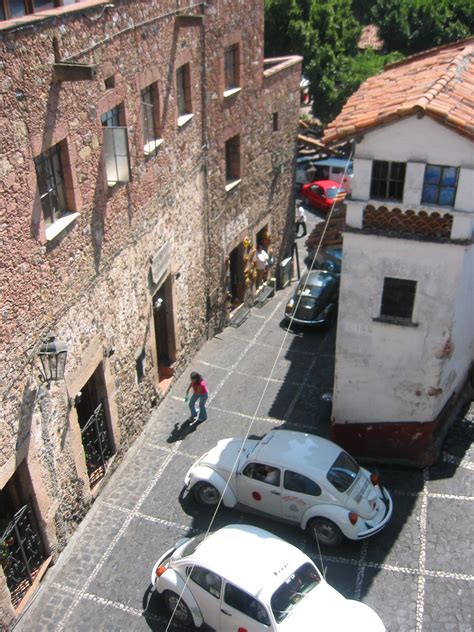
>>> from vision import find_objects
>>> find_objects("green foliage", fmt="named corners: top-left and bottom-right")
top-left (264, 0), bottom-right (473, 122)
top-left (371, 0), bottom-right (473, 54)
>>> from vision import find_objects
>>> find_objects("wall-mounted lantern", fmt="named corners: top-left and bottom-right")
top-left (38, 335), bottom-right (68, 387)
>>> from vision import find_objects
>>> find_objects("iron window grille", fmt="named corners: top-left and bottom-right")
top-left (380, 277), bottom-right (417, 321)
top-left (34, 144), bottom-right (68, 225)
top-left (370, 160), bottom-right (406, 201)
top-left (421, 164), bottom-right (459, 207)
top-left (176, 64), bottom-right (192, 118)
top-left (225, 134), bottom-right (241, 183)
top-left (101, 106), bottom-right (131, 186)
top-left (141, 84), bottom-right (161, 157)
top-left (224, 43), bottom-right (239, 91)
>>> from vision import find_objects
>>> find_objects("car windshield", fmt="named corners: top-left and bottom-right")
top-left (327, 451), bottom-right (360, 492)
top-left (176, 533), bottom-right (206, 558)
top-left (271, 562), bottom-right (321, 623)
top-left (326, 187), bottom-right (340, 199)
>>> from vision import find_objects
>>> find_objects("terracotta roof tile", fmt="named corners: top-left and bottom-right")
top-left (324, 38), bottom-right (474, 142)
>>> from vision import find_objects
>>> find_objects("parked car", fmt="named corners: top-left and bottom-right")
top-left (296, 157), bottom-right (353, 194)
top-left (184, 429), bottom-right (393, 547)
top-left (151, 523), bottom-right (386, 631)
top-left (315, 245), bottom-right (343, 275)
top-left (285, 269), bottom-right (339, 326)
top-left (300, 179), bottom-right (346, 213)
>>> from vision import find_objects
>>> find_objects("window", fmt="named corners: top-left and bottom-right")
top-left (225, 134), bottom-right (241, 185)
top-left (141, 84), bottom-right (161, 157)
top-left (34, 143), bottom-right (68, 225)
top-left (370, 160), bottom-right (406, 201)
top-left (283, 471), bottom-right (321, 496)
top-left (422, 164), bottom-right (458, 206)
top-left (1, 0), bottom-right (82, 20)
top-left (272, 112), bottom-right (279, 131)
top-left (224, 43), bottom-right (239, 92)
top-left (242, 462), bottom-right (280, 486)
top-left (176, 63), bottom-right (192, 123)
top-left (326, 451), bottom-right (360, 493)
top-left (380, 277), bottom-right (417, 322)
top-left (188, 566), bottom-right (221, 598)
top-left (104, 74), bottom-right (116, 90)
top-left (271, 563), bottom-right (321, 623)
top-left (101, 105), bottom-right (131, 186)
top-left (224, 583), bottom-right (271, 625)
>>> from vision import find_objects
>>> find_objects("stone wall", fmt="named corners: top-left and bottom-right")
top-left (0, 0), bottom-right (300, 621)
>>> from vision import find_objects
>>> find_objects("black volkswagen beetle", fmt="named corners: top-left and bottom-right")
top-left (284, 270), bottom-right (339, 326)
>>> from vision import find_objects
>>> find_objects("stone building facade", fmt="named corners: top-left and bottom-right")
top-left (0, 0), bottom-right (301, 623)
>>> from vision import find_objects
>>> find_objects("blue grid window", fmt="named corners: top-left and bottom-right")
top-left (422, 165), bottom-right (458, 207)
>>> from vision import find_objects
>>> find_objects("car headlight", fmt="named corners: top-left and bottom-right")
top-left (286, 298), bottom-right (295, 311)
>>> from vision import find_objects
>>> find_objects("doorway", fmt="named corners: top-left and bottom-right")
top-left (0, 463), bottom-right (46, 609)
top-left (228, 243), bottom-right (244, 306)
top-left (153, 275), bottom-right (176, 387)
top-left (75, 364), bottom-right (113, 488)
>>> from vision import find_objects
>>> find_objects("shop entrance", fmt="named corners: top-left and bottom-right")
top-left (228, 243), bottom-right (244, 306)
top-left (153, 275), bottom-right (175, 386)
top-left (0, 463), bottom-right (46, 609)
top-left (75, 364), bottom-right (114, 488)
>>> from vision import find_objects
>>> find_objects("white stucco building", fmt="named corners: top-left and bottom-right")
top-left (323, 38), bottom-right (474, 466)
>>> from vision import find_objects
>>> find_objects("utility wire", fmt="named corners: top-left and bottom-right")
top-left (164, 151), bottom-right (354, 629)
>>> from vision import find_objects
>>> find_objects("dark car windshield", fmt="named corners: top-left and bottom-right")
top-left (271, 563), bottom-right (321, 623)
top-left (327, 451), bottom-right (360, 492)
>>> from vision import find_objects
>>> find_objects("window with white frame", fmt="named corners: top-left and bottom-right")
top-left (370, 160), bottom-right (406, 201)
top-left (421, 164), bottom-right (458, 207)
top-left (141, 84), bottom-right (162, 158)
top-left (1, 0), bottom-right (82, 21)
top-left (101, 105), bottom-right (131, 186)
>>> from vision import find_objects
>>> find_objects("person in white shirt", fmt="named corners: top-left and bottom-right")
top-left (295, 204), bottom-right (307, 237)
top-left (255, 244), bottom-right (269, 287)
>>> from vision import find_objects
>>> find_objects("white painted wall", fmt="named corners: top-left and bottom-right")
top-left (333, 232), bottom-right (472, 424)
top-left (352, 116), bottom-right (474, 213)
top-left (356, 116), bottom-right (474, 167)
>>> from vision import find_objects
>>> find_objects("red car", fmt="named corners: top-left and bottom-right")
top-left (301, 179), bottom-right (346, 213)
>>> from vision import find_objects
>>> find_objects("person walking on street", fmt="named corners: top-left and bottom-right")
top-left (186, 372), bottom-right (209, 422)
top-left (256, 244), bottom-right (269, 287)
top-left (295, 204), bottom-right (307, 237)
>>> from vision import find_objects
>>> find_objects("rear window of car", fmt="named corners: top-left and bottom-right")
top-left (271, 562), bottom-right (321, 623)
top-left (326, 451), bottom-right (360, 492)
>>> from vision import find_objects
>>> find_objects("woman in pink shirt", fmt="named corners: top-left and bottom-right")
top-left (186, 372), bottom-right (209, 422)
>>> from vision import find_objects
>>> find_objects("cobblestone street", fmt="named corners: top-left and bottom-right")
top-left (14, 209), bottom-right (474, 631)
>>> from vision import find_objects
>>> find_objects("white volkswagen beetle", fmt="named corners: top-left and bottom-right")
top-left (184, 429), bottom-right (392, 546)
top-left (151, 524), bottom-right (385, 630)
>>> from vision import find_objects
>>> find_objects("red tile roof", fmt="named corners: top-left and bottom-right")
top-left (324, 38), bottom-right (474, 143)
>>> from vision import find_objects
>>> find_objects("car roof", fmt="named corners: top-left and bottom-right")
top-left (252, 429), bottom-right (342, 475)
top-left (313, 158), bottom-right (352, 168)
top-left (188, 524), bottom-right (309, 597)
top-left (301, 270), bottom-right (337, 284)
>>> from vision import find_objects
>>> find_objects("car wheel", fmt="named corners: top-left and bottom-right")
top-left (193, 482), bottom-right (221, 507)
top-left (163, 590), bottom-right (195, 627)
top-left (307, 518), bottom-right (343, 547)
